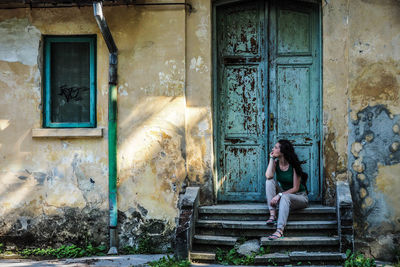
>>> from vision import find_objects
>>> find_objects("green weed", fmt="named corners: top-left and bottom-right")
top-left (344, 250), bottom-right (376, 267)
top-left (20, 244), bottom-right (107, 259)
top-left (148, 255), bottom-right (190, 267)
top-left (216, 248), bottom-right (255, 265)
top-left (267, 258), bottom-right (278, 266)
top-left (258, 246), bottom-right (270, 255)
top-left (0, 243), bottom-right (4, 254)
top-left (121, 236), bottom-right (156, 254)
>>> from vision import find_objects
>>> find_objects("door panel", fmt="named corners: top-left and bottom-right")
top-left (216, 1), bottom-right (266, 202)
top-left (224, 145), bottom-right (262, 193)
top-left (224, 67), bottom-right (261, 136)
top-left (277, 9), bottom-right (311, 55)
top-left (277, 66), bottom-right (311, 135)
top-left (223, 5), bottom-right (260, 56)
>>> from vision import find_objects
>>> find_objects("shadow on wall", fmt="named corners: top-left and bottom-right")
top-left (112, 95), bottom-right (210, 249)
top-left (0, 95), bottom-right (209, 250)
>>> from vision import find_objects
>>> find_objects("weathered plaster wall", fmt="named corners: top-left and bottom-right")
top-left (322, 0), bottom-right (400, 259)
top-left (347, 0), bottom-right (400, 260)
top-left (322, 0), bottom-right (350, 205)
top-left (0, 3), bottom-right (188, 251)
top-left (114, 4), bottom-right (187, 249)
top-left (0, 9), bottom-right (109, 248)
top-left (185, 0), bottom-right (214, 205)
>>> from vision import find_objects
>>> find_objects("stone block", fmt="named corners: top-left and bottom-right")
top-left (175, 187), bottom-right (200, 260)
top-left (336, 181), bottom-right (355, 253)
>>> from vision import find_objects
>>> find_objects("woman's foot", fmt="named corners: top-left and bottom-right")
top-left (266, 215), bottom-right (276, 225)
top-left (268, 228), bottom-right (283, 240)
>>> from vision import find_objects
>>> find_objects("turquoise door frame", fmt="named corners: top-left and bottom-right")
top-left (213, 0), bottom-right (322, 202)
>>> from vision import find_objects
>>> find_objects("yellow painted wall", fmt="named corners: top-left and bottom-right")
top-left (0, 3), bottom-right (189, 248)
top-left (0, 8), bottom-right (110, 246)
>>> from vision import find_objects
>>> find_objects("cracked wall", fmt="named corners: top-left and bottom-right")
top-left (0, 3), bottom-right (188, 251)
top-left (320, 0), bottom-right (400, 260)
top-left (347, 0), bottom-right (400, 261)
top-left (322, 0), bottom-right (350, 205)
top-left (185, 0), bottom-right (214, 205)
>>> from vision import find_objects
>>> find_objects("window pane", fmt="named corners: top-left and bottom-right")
top-left (50, 42), bottom-right (90, 123)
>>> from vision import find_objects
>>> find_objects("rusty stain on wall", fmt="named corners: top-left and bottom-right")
top-left (351, 61), bottom-right (400, 119)
top-left (322, 0), bottom-right (350, 205)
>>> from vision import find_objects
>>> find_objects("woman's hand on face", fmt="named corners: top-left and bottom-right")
top-left (270, 195), bottom-right (280, 206)
top-left (270, 151), bottom-right (274, 159)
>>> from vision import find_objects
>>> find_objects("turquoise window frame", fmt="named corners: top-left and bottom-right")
top-left (43, 35), bottom-right (97, 128)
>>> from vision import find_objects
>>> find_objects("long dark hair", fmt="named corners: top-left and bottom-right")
top-left (278, 139), bottom-right (308, 192)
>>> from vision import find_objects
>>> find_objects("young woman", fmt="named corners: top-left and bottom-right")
top-left (265, 139), bottom-right (309, 240)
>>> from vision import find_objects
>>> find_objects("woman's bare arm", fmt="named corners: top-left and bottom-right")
top-left (265, 156), bottom-right (276, 179)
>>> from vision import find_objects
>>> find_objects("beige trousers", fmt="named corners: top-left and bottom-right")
top-left (265, 178), bottom-right (309, 229)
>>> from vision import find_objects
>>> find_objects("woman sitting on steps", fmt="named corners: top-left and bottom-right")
top-left (265, 139), bottom-right (309, 240)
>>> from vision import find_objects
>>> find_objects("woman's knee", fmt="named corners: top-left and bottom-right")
top-left (279, 194), bottom-right (291, 205)
top-left (265, 179), bottom-right (275, 187)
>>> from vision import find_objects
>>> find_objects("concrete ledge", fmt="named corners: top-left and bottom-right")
top-left (32, 128), bottom-right (103, 138)
top-left (181, 187), bottom-right (200, 208)
top-left (337, 181), bottom-right (353, 207)
top-left (336, 181), bottom-right (354, 253)
top-left (175, 186), bottom-right (200, 260)
top-left (190, 251), bottom-right (215, 261)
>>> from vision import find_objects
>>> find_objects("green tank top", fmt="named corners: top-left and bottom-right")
top-left (276, 161), bottom-right (306, 192)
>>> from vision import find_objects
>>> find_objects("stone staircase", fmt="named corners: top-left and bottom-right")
top-left (189, 203), bottom-right (347, 265)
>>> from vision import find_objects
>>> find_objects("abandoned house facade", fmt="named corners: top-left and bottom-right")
top-left (0, 0), bottom-right (399, 262)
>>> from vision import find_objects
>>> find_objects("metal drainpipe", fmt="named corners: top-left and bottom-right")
top-left (93, 1), bottom-right (119, 255)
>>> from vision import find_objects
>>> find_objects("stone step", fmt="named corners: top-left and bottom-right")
top-left (197, 227), bottom-right (337, 238)
top-left (199, 213), bottom-right (336, 221)
top-left (199, 204), bottom-right (336, 221)
top-left (199, 204), bottom-right (335, 215)
top-left (194, 235), bottom-right (238, 246)
top-left (190, 251), bottom-right (346, 265)
top-left (189, 251), bottom-right (215, 261)
top-left (191, 264), bottom-right (342, 267)
top-left (260, 236), bottom-right (339, 246)
top-left (192, 235), bottom-right (340, 253)
top-left (254, 252), bottom-right (346, 264)
top-left (196, 219), bottom-right (337, 230)
top-left (193, 235), bottom-right (339, 247)
top-left (190, 262), bottom-right (340, 267)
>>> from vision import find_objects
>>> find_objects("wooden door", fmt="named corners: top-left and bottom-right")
top-left (214, 0), bottom-right (321, 202)
top-left (268, 1), bottom-right (321, 201)
top-left (215, 1), bottom-right (267, 202)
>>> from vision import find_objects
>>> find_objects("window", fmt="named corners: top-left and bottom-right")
top-left (44, 36), bottom-right (96, 128)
